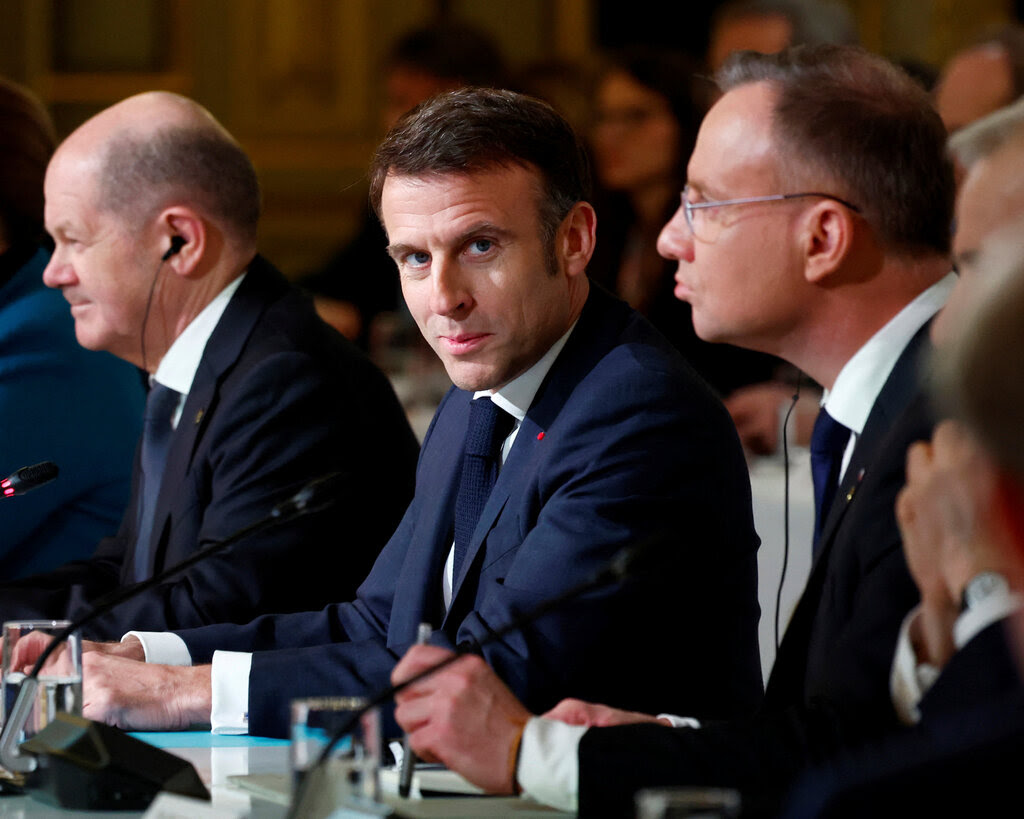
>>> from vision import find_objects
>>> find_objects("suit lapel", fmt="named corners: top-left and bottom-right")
top-left (445, 285), bottom-right (632, 613)
top-left (142, 257), bottom-right (278, 574)
top-left (767, 323), bottom-right (932, 701)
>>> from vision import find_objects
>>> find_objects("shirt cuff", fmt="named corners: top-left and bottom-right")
top-left (656, 713), bottom-right (701, 729)
top-left (124, 631), bottom-right (192, 666)
top-left (954, 591), bottom-right (1023, 649)
top-left (890, 607), bottom-right (940, 725)
top-left (517, 717), bottom-right (586, 813)
top-left (210, 650), bottom-right (252, 735)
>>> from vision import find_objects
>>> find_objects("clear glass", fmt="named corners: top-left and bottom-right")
top-left (290, 695), bottom-right (381, 805)
top-left (1, 620), bottom-right (82, 740)
top-left (636, 786), bottom-right (742, 818)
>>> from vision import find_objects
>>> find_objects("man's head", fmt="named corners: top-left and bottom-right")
top-left (42, 91), bottom-right (260, 370)
top-left (0, 78), bottom-right (56, 250)
top-left (937, 127), bottom-right (1024, 342)
top-left (935, 25), bottom-right (1024, 135)
top-left (371, 88), bottom-right (595, 392)
top-left (938, 227), bottom-right (1024, 544)
top-left (707, 0), bottom-right (858, 72)
top-left (658, 45), bottom-right (953, 382)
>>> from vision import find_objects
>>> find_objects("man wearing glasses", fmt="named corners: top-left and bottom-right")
top-left (392, 44), bottom-right (956, 815)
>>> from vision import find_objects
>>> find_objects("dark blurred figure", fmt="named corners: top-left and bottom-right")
top-left (587, 48), bottom-right (779, 398)
top-left (512, 57), bottom-right (597, 141)
top-left (301, 22), bottom-right (506, 348)
top-left (0, 77), bottom-right (143, 578)
top-left (708, 0), bottom-right (858, 72)
top-left (934, 24), bottom-right (1024, 135)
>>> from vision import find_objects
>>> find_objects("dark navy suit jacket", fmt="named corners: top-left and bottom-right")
top-left (577, 325), bottom-right (935, 818)
top-left (0, 256), bottom-right (419, 638)
top-left (177, 284), bottom-right (764, 737)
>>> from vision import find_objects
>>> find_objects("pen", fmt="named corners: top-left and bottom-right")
top-left (399, 621), bottom-right (432, 798)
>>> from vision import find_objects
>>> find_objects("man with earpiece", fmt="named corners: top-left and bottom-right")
top-left (0, 91), bottom-right (419, 638)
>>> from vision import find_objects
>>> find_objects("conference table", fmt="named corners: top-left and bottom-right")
top-left (0, 731), bottom-right (569, 817)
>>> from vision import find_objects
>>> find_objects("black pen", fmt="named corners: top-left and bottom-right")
top-left (399, 622), bottom-right (433, 798)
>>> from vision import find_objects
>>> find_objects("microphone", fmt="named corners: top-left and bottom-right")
top-left (0, 473), bottom-right (344, 808)
top-left (2, 462), bottom-right (58, 498)
top-left (286, 528), bottom-right (672, 817)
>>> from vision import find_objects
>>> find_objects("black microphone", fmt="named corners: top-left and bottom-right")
top-left (286, 528), bottom-right (672, 817)
top-left (2, 462), bottom-right (58, 498)
top-left (0, 473), bottom-right (345, 809)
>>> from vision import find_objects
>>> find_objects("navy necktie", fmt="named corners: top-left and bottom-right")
top-left (810, 407), bottom-right (850, 553)
top-left (453, 397), bottom-right (513, 581)
top-left (135, 382), bottom-right (180, 581)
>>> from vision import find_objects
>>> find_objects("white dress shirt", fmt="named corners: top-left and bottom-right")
top-left (517, 273), bottom-right (956, 813)
top-left (129, 322), bottom-right (576, 734)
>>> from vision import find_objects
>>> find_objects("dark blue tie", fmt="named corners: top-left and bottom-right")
top-left (810, 407), bottom-right (850, 553)
top-left (453, 397), bottom-right (513, 581)
top-left (135, 382), bottom-right (180, 581)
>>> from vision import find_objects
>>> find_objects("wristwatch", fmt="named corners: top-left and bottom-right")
top-left (960, 571), bottom-right (1010, 612)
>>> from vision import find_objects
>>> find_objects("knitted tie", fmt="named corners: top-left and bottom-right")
top-left (453, 397), bottom-right (513, 581)
top-left (135, 382), bottom-right (180, 581)
top-left (810, 407), bottom-right (850, 554)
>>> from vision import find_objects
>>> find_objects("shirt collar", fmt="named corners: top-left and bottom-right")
top-left (473, 320), bottom-right (578, 420)
top-left (824, 272), bottom-right (955, 434)
top-left (152, 273), bottom-right (246, 395)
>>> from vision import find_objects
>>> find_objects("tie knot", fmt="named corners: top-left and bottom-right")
top-left (145, 383), bottom-right (180, 426)
top-left (811, 408), bottom-right (849, 458)
top-left (464, 397), bottom-right (512, 459)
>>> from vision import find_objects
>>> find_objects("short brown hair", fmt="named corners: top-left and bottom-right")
top-left (97, 125), bottom-right (261, 244)
top-left (718, 45), bottom-right (954, 255)
top-left (369, 87), bottom-right (591, 250)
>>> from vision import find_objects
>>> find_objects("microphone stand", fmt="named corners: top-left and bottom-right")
top-left (287, 529), bottom-right (670, 818)
top-left (0, 473), bottom-right (344, 778)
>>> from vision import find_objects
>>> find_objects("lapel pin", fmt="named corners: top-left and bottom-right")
top-left (846, 468), bottom-right (866, 502)
top-left (536, 431), bottom-right (545, 441)
top-left (194, 409), bottom-right (205, 425)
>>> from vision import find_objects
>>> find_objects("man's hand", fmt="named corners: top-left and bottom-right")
top-left (543, 698), bottom-right (669, 728)
top-left (896, 420), bottom-right (1015, 666)
top-left (392, 645), bottom-right (530, 794)
top-left (6, 632), bottom-right (145, 676)
top-left (83, 655), bottom-right (211, 731)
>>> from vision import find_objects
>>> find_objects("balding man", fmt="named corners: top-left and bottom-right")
top-left (0, 92), bottom-right (418, 637)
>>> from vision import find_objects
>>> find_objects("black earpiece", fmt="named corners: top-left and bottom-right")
top-left (162, 236), bottom-right (187, 261)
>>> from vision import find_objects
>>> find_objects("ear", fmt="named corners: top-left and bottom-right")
top-left (801, 200), bottom-right (854, 285)
top-left (557, 201), bottom-right (597, 280)
top-left (159, 207), bottom-right (206, 278)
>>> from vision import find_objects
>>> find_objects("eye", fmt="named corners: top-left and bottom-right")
top-left (404, 251), bottom-right (430, 268)
top-left (467, 238), bottom-right (494, 256)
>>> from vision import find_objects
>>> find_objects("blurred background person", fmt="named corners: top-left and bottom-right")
top-left (707, 0), bottom-right (858, 73)
top-left (587, 47), bottom-right (781, 400)
top-left (933, 24), bottom-right (1024, 135)
top-left (0, 77), bottom-right (143, 579)
top-left (299, 21), bottom-right (506, 350)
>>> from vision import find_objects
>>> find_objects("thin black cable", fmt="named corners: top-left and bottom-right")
top-left (139, 257), bottom-right (166, 373)
top-left (775, 375), bottom-right (802, 654)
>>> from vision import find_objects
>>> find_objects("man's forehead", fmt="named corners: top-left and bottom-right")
top-left (688, 82), bottom-right (780, 191)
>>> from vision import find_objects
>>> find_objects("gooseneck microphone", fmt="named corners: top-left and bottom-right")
top-left (1, 462), bottom-right (59, 498)
top-left (0, 473), bottom-right (345, 808)
top-left (286, 529), bottom-right (672, 818)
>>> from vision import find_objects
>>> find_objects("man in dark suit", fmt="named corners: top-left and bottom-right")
top-left (69, 89), bottom-right (763, 740)
top-left (387, 46), bottom-right (957, 815)
top-left (0, 91), bottom-right (418, 637)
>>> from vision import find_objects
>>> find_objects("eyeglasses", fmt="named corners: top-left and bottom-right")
top-left (681, 185), bottom-right (862, 243)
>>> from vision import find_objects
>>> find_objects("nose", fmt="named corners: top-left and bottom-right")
top-left (41, 251), bottom-right (76, 289)
top-left (430, 258), bottom-right (472, 317)
top-left (657, 204), bottom-right (694, 263)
